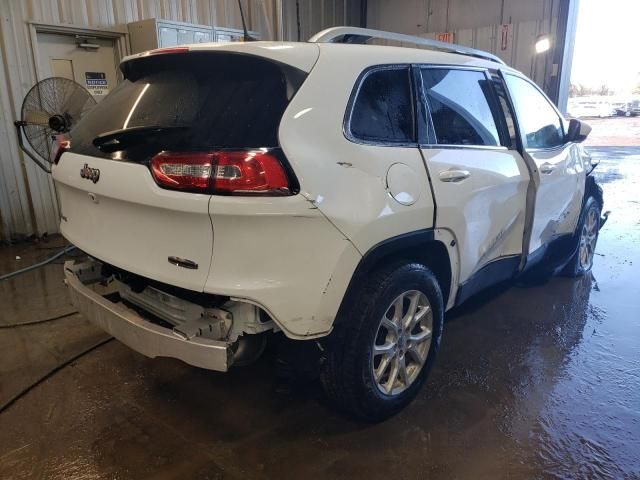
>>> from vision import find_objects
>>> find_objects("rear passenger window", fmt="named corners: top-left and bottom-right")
top-left (504, 74), bottom-right (564, 149)
top-left (421, 68), bottom-right (501, 146)
top-left (349, 67), bottom-right (414, 143)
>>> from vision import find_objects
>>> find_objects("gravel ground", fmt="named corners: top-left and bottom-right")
top-left (582, 116), bottom-right (640, 146)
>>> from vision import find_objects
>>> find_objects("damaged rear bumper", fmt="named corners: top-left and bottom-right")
top-left (64, 260), bottom-right (232, 371)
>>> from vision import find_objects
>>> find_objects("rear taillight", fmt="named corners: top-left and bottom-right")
top-left (150, 150), bottom-right (293, 195)
top-left (50, 134), bottom-right (70, 164)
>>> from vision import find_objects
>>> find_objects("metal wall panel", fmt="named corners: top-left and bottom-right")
top-left (366, 0), bottom-right (561, 96)
top-left (0, 0), bottom-right (360, 241)
top-left (281, 0), bottom-right (362, 42)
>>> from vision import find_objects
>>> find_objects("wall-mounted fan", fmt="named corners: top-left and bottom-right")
top-left (14, 77), bottom-right (96, 172)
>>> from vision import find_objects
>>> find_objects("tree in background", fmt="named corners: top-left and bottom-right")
top-left (569, 83), bottom-right (614, 97)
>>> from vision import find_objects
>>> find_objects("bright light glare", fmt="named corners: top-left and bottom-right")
top-left (123, 83), bottom-right (150, 129)
top-left (293, 107), bottom-right (313, 119)
top-left (535, 36), bottom-right (551, 54)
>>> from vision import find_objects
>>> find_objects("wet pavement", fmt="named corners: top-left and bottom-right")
top-left (0, 146), bottom-right (639, 479)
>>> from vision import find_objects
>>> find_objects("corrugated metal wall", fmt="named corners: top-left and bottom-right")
top-left (367, 0), bottom-right (562, 96)
top-left (281, 0), bottom-right (362, 41)
top-left (0, 0), bottom-right (361, 242)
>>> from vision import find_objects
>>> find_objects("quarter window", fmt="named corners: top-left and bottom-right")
top-left (504, 74), bottom-right (564, 149)
top-left (349, 67), bottom-right (414, 143)
top-left (421, 68), bottom-right (501, 146)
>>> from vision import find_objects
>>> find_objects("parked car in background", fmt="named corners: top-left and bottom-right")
top-left (613, 101), bottom-right (629, 116)
top-left (613, 100), bottom-right (640, 117)
top-left (568, 96), bottom-right (615, 118)
top-left (623, 99), bottom-right (640, 116)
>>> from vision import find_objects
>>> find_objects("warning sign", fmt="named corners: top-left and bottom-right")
top-left (85, 71), bottom-right (108, 96)
top-left (500, 24), bottom-right (512, 51)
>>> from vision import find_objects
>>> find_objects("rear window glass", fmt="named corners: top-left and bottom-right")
top-left (68, 53), bottom-right (306, 161)
top-left (348, 67), bottom-right (414, 143)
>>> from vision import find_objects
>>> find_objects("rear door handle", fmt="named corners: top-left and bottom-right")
top-left (540, 163), bottom-right (555, 174)
top-left (439, 169), bottom-right (471, 183)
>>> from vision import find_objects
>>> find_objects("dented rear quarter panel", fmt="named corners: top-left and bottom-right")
top-left (278, 44), bottom-right (437, 255)
top-left (205, 195), bottom-right (361, 339)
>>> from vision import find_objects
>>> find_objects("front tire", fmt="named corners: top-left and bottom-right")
top-left (562, 196), bottom-right (601, 277)
top-left (320, 263), bottom-right (444, 422)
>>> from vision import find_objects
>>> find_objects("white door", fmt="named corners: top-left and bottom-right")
top-left (418, 67), bottom-right (529, 291)
top-left (503, 74), bottom-right (584, 256)
top-left (37, 32), bottom-right (119, 102)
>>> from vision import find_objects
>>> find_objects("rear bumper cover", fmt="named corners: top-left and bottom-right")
top-left (64, 260), bottom-right (232, 371)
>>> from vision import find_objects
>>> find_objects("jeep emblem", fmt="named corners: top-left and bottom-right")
top-left (80, 163), bottom-right (100, 184)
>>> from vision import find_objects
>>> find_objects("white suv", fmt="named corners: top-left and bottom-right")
top-left (52, 27), bottom-right (604, 421)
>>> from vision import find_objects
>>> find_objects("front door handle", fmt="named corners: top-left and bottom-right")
top-left (439, 169), bottom-right (471, 183)
top-left (540, 162), bottom-right (555, 174)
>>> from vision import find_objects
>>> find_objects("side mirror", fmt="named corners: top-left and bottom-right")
top-left (566, 118), bottom-right (591, 143)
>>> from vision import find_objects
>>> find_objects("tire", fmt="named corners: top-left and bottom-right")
top-left (562, 196), bottom-right (601, 277)
top-left (320, 263), bottom-right (444, 422)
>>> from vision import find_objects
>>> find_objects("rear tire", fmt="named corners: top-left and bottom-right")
top-left (320, 263), bottom-right (444, 422)
top-left (562, 196), bottom-right (601, 277)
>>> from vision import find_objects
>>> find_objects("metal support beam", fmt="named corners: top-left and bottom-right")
top-left (554, 0), bottom-right (580, 113)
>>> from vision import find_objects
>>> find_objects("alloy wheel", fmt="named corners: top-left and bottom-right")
top-left (579, 206), bottom-right (599, 270)
top-left (371, 290), bottom-right (433, 396)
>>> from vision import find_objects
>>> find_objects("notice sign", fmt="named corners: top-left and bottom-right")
top-left (85, 71), bottom-right (108, 96)
top-left (500, 24), bottom-right (512, 51)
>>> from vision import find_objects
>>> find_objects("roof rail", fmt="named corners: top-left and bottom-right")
top-left (309, 26), bottom-right (506, 65)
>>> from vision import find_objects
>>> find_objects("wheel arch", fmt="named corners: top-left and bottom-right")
top-left (585, 174), bottom-right (603, 209)
top-left (334, 229), bottom-right (452, 325)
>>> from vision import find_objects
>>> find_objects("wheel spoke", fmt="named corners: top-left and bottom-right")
top-left (397, 356), bottom-right (408, 387)
top-left (402, 292), bottom-right (420, 328)
top-left (406, 345), bottom-right (426, 366)
top-left (408, 305), bottom-right (430, 330)
top-left (409, 328), bottom-right (432, 344)
top-left (385, 358), bottom-right (400, 393)
top-left (373, 341), bottom-right (396, 356)
top-left (381, 317), bottom-right (399, 335)
top-left (392, 295), bottom-right (404, 325)
top-left (374, 354), bottom-right (393, 381)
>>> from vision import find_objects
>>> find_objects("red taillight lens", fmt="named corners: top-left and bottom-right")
top-left (50, 134), bottom-right (70, 164)
top-left (150, 150), bottom-right (292, 195)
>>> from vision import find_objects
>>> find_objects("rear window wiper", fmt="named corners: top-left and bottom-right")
top-left (92, 126), bottom-right (189, 152)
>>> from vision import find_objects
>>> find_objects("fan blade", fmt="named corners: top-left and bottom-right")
top-left (60, 94), bottom-right (94, 125)
top-left (23, 110), bottom-right (52, 125)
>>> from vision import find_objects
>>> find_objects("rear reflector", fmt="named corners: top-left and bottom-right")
top-left (150, 150), bottom-right (292, 195)
top-left (50, 134), bottom-right (70, 164)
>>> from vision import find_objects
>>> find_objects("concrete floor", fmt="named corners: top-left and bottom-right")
top-left (1, 146), bottom-right (639, 479)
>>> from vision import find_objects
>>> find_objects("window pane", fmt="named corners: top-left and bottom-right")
top-left (350, 68), bottom-right (414, 143)
top-left (504, 74), bottom-right (564, 149)
top-left (421, 68), bottom-right (501, 146)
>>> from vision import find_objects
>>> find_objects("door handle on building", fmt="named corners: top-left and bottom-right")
top-left (439, 169), bottom-right (471, 182)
